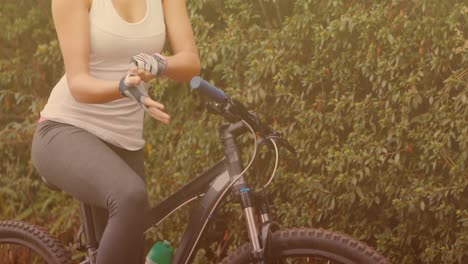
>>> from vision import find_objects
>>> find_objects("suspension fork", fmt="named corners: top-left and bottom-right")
top-left (240, 190), bottom-right (280, 262)
top-left (240, 188), bottom-right (263, 259)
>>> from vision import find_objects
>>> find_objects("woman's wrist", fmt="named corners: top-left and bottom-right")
top-left (152, 53), bottom-right (168, 76)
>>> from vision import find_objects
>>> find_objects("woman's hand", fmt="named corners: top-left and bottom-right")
top-left (122, 67), bottom-right (170, 125)
top-left (143, 97), bottom-right (170, 124)
top-left (131, 53), bottom-right (167, 80)
top-left (128, 64), bottom-right (155, 83)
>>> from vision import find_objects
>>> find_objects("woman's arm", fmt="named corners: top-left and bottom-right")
top-left (52, 0), bottom-right (140, 104)
top-left (162, 0), bottom-right (201, 81)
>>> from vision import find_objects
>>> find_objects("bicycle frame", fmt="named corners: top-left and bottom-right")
top-left (80, 121), bottom-right (264, 264)
top-left (146, 159), bottom-right (231, 263)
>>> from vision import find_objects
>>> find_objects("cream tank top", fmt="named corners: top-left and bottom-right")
top-left (41, 0), bottom-right (165, 150)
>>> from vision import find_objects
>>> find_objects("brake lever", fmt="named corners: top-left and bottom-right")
top-left (280, 139), bottom-right (297, 155)
top-left (265, 135), bottom-right (297, 155)
top-left (277, 138), bottom-right (297, 155)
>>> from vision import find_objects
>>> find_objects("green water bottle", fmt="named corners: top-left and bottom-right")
top-left (145, 240), bottom-right (174, 264)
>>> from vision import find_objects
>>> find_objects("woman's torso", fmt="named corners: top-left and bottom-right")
top-left (41, 0), bottom-right (165, 150)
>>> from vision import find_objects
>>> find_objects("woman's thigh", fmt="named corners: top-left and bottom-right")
top-left (31, 120), bottom-right (147, 209)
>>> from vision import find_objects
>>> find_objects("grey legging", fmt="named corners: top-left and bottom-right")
top-left (31, 120), bottom-right (148, 264)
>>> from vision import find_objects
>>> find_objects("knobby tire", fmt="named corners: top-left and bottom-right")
top-left (221, 227), bottom-right (391, 264)
top-left (0, 220), bottom-right (72, 264)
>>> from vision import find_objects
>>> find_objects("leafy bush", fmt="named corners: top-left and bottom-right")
top-left (1, 0), bottom-right (466, 263)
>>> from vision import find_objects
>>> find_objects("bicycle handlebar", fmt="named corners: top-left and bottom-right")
top-left (190, 76), bottom-right (297, 154)
top-left (191, 77), bottom-right (228, 104)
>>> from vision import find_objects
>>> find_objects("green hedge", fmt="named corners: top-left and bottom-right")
top-left (1, 0), bottom-right (467, 263)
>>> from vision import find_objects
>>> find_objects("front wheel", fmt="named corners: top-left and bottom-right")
top-left (0, 220), bottom-right (72, 264)
top-left (221, 228), bottom-right (391, 264)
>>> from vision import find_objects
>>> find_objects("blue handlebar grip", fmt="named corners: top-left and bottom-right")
top-left (190, 76), bottom-right (228, 103)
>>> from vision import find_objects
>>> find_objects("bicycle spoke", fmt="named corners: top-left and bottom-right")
top-left (0, 243), bottom-right (48, 264)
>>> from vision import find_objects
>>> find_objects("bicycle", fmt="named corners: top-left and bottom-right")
top-left (0, 77), bottom-right (392, 264)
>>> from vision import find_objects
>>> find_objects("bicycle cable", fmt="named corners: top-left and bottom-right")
top-left (257, 137), bottom-right (279, 192)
